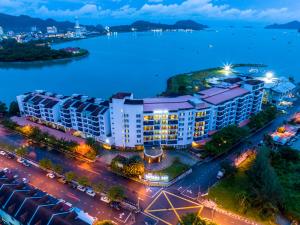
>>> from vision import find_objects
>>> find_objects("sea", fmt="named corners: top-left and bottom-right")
top-left (1, 27), bottom-right (300, 103)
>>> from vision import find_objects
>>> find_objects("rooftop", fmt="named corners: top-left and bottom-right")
top-left (143, 96), bottom-right (195, 112)
top-left (198, 87), bottom-right (250, 105)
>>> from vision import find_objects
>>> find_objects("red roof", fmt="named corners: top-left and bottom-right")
top-left (199, 87), bottom-right (249, 105)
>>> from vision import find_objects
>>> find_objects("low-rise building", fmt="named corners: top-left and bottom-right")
top-left (0, 171), bottom-right (92, 225)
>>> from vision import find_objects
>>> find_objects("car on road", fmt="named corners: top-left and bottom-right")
top-left (17, 158), bottom-right (25, 164)
top-left (22, 161), bottom-right (30, 167)
top-left (100, 196), bottom-right (111, 203)
top-left (5, 153), bottom-right (15, 159)
top-left (86, 189), bottom-right (96, 197)
top-left (0, 150), bottom-right (6, 156)
top-left (2, 168), bottom-right (9, 173)
top-left (77, 185), bottom-right (86, 192)
top-left (22, 178), bottom-right (29, 183)
top-left (217, 169), bottom-right (225, 179)
top-left (110, 201), bottom-right (121, 210)
top-left (13, 174), bottom-right (19, 179)
top-left (57, 177), bottom-right (67, 184)
top-left (46, 173), bottom-right (55, 179)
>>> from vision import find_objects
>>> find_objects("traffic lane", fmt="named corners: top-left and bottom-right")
top-left (0, 155), bottom-right (133, 224)
top-left (0, 125), bottom-right (157, 206)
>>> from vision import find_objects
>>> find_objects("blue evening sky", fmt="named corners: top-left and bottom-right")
top-left (0, 0), bottom-right (299, 25)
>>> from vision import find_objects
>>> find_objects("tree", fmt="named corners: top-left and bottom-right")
top-left (77, 176), bottom-right (91, 187)
top-left (107, 186), bottom-right (125, 202)
top-left (0, 101), bottom-right (7, 117)
top-left (180, 213), bottom-right (216, 225)
top-left (64, 171), bottom-right (76, 182)
top-left (124, 155), bottom-right (145, 177)
top-left (53, 164), bottom-right (63, 174)
top-left (247, 147), bottom-right (285, 217)
top-left (93, 220), bottom-right (114, 225)
top-left (39, 158), bottom-right (53, 170)
top-left (220, 160), bottom-right (236, 177)
top-left (93, 182), bottom-right (105, 193)
top-left (15, 147), bottom-right (28, 157)
top-left (8, 101), bottom-right (20, 116)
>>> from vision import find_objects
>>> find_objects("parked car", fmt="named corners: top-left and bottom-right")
top-left (2, 168), bottom-right (9, 173)
top-left (217, 169), bottom-right (225, 179)
top-left (110, 201), bottom-right (121, 210)
top-left (100, 196), bottom-right (111, 203)
top-left (57, 177), bottom-right (67, 184)
top-left (22, 178), bottom-right (29, 183)
top-left (22, 161), bottom-right (30, 167)
top-left (17, 158), bottom-right (25, 164)
top-left (0, 150), bottom-right (6, 156)
top-left (77, 185), bottom-right (86, 192)
top-left (69, 182), bottom-right (78, 189)
top-left (86, 189), bottom-right (96, 197)
top-left (46, 173), bottom-right (55, 179)
top-left (5, 153), bottom-right (15, 159)
top-left (13, 174), bottom-right (19, 179)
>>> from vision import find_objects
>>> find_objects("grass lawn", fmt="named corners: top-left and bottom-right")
top-left (163, 64), bottom-right (266, 95)
top-left (153, 159), bottom-right (190, 180)
top-left (208, 155), bottom-right (277, 225)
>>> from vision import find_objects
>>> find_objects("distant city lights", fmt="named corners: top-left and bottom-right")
top-left (266, 71), bottom-right (274, 80)
top-left (223, 64), bottom-right (232, 75)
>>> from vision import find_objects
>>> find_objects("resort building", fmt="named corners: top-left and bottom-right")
top-left (17, 80), bottom-right (263, 149)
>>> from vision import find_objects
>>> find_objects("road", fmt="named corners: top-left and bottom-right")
top-left (0, 102), bottom-right (299, 225)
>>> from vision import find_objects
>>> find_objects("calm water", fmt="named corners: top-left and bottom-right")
top-left (1, 28), bottom-right (300, 103)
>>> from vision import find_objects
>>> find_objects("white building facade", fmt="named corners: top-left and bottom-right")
top-left (17, 80), bottom-right (263, 149)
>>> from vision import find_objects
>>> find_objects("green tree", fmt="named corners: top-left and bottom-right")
top-left (107, 186), bottom-right (125, 202)
top-left (53, 164), bottom-right (64, 174)
top-left (93, 182), bottom-right (105, 193)
top-left (124, 155), bottom-right (145, 177)
top-left (180, 213), bottom-right (216, 225)
top-left (15, 147), bottom-right (28, 157)
top-left (0, 101), bottom-right (7, 116)
top-left (247, 147), bottom-right (285, 218)
top-left (77, 176), bottom-right (91, 187)
top-left (8, 101), bottom-right (20, 116)
top-left (39, 158), bottom-right (53, 170)
top-left (64, 171), bottom-right (76, 182)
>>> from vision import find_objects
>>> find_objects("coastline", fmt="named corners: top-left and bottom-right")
top-left (0, 51), bottom-right (89, 67)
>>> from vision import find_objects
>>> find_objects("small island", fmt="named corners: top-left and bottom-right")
top-left (0, 39), bottom-right (88, 62)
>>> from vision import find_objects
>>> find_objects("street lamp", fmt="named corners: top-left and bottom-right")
top-left (265, 71), bottom-right (274, 80)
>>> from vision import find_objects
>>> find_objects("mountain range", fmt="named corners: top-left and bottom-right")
top-left (265, 21), bottom-right (300, 29)
top-left (0, 13), bottom-right (208, 34)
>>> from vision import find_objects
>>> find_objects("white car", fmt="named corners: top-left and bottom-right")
top-left (0, 151), bottom-right (6, 156)
top-left (46, 173), bottom-right (55, 179)
top-left (17, 158), bottom-right (25, 164)
top-left (2, 168), bottom-right (9, 173)
top-left (86, 189), bottom-right (96, 197)
top-left (77, 185), bottom-right (86, 192)
top-left (100, 196), bottom-right (111, 203)
top-left (22, 178), bottom-right (29, 183)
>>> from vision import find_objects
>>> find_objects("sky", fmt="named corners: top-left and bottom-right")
top-left (0, 0), bottom-right (300, 25)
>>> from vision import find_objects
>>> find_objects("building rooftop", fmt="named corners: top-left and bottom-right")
top-left (111, 92), bottom-right (132, 99)
top-left (199, 87), bottom-right (250, 105)
top-left (143, 96), bottom-right (195, 112)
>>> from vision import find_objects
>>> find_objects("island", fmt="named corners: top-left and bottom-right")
top-left (109, 20), bottom-right (208, 33)
top-left (265, 20), bottom-right (300, 29)
top-left (0, 39), bottom-right (88, 62)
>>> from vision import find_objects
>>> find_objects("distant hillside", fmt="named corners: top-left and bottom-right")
top-left (110, 20), bottom-right (208, 32)
top-left (0, 13), bottom-right (104, 33)
top-left (265, 21), bottom-right (300, 29)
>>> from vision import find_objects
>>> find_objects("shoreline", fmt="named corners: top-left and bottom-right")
top-left (0, 51), bottom-right (89, 67)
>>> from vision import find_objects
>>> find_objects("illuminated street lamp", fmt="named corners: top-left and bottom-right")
top-left (265, 71), bottom-right (274, 80)
top-left (223, 64), bottom-right (232, 75)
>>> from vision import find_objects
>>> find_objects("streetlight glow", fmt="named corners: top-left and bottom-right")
top-left (265, 71), bottom-right (274, 80)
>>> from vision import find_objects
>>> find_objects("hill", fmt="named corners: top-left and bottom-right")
top-left (110, 20), bottom-right (208, 32)
top-left (0, 13), bottom-right (104, 33)
top-left (265, 21), bottom-right (300, 29)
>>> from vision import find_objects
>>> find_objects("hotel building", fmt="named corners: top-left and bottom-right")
top-left (17, 79), bottom-right (264, 149)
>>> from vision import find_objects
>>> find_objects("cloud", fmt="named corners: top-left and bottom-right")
top-left (0, 0), bottom-right (297, 23)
